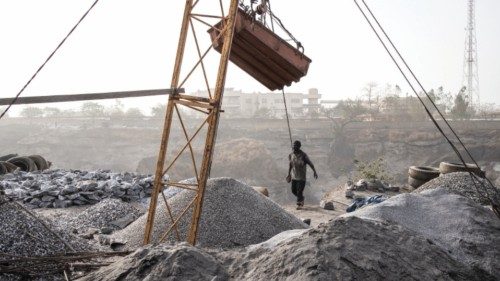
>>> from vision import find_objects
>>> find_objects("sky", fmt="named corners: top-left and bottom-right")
top-left (1, 0), bottom-right (499, 115)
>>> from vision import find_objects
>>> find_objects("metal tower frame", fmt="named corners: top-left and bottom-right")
top-left (143, 0), bottom-right (239, 245)
top-left (463, 0), bottom-right (480, 109)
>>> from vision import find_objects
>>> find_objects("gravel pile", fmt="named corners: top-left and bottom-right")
top-left (218, 216), bottom-right (493, 280)
top-left (0, 201), bottom-right (93, 257)
top-left (115, 177), bottom-right (307, 248)
top-left (52, 198), bottom-right (144, 234)
top-left (0, 169), bottom-right (156, 208)
top-left (414, 172), bottom-right (499, 205)
top-left (80, 243), bottom-right (229, 281)
top-left (343, 188), bottom-right (500, 277)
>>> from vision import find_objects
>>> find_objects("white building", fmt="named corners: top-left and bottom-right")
top-left (191, 88), bottom-right (321, 118)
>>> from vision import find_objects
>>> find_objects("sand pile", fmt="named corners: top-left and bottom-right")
top-left (414, 172), bottom-right (499, 205)
top-left (220, 216), bottom-right (493, 280)
top-left (343, 188), bottom-right (500, 277)
top-left (80, 243), bottom-right (228, 281)
top-left (115, 177), bottom-right (306, 248)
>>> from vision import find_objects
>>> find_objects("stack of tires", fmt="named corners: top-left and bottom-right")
top-left (408, 166), bottom-right (440, 189)
top-left (0, 154), bottom-right (50, 175)
top-left (408, 161), bottom-right (485, 189)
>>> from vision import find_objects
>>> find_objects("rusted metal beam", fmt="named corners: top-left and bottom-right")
top-left (143, 0), bottom-right (193, 245)
top-left (0, 89), bottom-right (183, 106)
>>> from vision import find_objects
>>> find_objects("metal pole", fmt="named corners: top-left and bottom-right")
top-left (143, 0), bottom-right (193, 245)
top-left (186, 0), bottom-right (239, 245)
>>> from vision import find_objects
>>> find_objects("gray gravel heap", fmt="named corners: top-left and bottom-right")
top-left (218, 216), bottom-right (493, 281)
top-left (0, 169), bottom-right (155, 208)
top-left (0, 201), bottom-right (93, 257)
top-left (80, 243), bottom-right (229, 281)
top-left (343, 188), bottom-right (500, 277)
top-left (52, 198), bottom-right (144, 234)
top-left (115, 177), bottom-right (307, 248)
top-left (414, 172), bottom-right (499, 205)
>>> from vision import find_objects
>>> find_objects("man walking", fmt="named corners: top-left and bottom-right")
top-left (287, 140), bottom-right (318, 209)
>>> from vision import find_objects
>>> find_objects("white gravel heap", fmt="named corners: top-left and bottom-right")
top-left (53, 198), bottom-right (144, 233)
top-left (116, 177), bottom-right (307, 248)
top-left (0, 201), bottom-right (93, 257)
top-left (343, 188), bottom-right (500, 277)
top-left (414, 172), bottom-right (499, 205)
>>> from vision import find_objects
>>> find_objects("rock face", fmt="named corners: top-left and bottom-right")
top-left (115, 178), bottom-right (307, 248)
top-left (343, 188), bottom-right (500, 277)
top-left (220, 216), bottom-right (492, 281)
top-left (80, 243), bottom-right (229, 281)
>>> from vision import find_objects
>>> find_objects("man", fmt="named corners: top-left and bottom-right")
top-left (287, 140), bottom-right (318, 209)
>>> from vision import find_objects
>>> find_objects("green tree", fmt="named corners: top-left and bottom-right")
top-left (125, 107), bottom-right (144, 118)
top-left (20, 106), bottom-right (43, 118)
top-left (81, 102), bottom-right (105, 117)
top-left (43, 107), bottom-right (61, 117)
top-left (151, 103), bottom-right (166, 118)
top-left (451, 87), bottom-right (471, 120)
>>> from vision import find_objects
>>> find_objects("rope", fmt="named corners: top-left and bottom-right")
top-left (281, 88), bottom-right (293, 149)
top-left (354, 0), bottom-right (499, 212)
top-left (0, 0), bottom-right (101, 120)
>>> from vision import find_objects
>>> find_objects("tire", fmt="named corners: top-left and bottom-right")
top-left (0, 154), bottom-right (18, 162)
top-left (439, 161), bottom-right (484, 177)
top-left (0, 161), bottom-right (18, 172)
top-left (28, 155), bottom-right (49, 170)
top-left (0, 162), bottom-right (7, 175)
top-left (408, 176), bottom-right (427, 189)
top-left (408, 166), bottom-right (440, 181)
top-left (6, 156), bottom-right (38, 172)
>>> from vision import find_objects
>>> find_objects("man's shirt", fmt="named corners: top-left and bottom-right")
top-left (289, 150), bottom-right (310, 181)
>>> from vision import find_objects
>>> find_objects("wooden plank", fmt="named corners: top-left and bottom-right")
top-left (0, 88), bottom-right (184, 106)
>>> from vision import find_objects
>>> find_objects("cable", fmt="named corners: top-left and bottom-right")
top-left (281, 88), bottom-right (293, 149)
top-left (0, 0), bottom-right (101, 120)
top-left (353, 0), bottom-right (499, 212)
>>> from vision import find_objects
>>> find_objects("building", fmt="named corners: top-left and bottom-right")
top-left (192, 88), bottom-right (322, 118)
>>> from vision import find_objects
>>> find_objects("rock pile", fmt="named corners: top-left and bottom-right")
top-left (344, 188), bottom-right (500, 277)
top-left (414, 172), bottom-right (499, 205)
top-left (0, 169), bottom-right (155, 208)
top-left (115, 177), bottom-right (307, 248)
top-left (0, 201), bottom-right (93, 257)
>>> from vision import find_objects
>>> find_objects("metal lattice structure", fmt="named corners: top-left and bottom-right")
top-left (462, 0), bottom-right (480, 109)
top-left (143, 0), bottom-right (240, 245)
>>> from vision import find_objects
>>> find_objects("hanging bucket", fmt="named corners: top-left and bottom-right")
top-left (208, 9), bottom-right (311, 91)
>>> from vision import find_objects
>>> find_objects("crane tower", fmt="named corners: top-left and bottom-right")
top-left (462, 0), bottom-right (480, 109)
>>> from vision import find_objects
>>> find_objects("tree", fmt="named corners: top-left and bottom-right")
top-left (363, 82), bottom-right (378, 110)
top-left (125, 107), bottom-right (144, 118)
top-left (151, 103), bottom-right (167, 118)
top-left (81, 102), bottom-right (105, 117)
top-left (43, 107), bottom-right (61, 117)
top-left (20, 106), bottom-right (43, 118)
top-left (451, 87), bottom-right (471, 120)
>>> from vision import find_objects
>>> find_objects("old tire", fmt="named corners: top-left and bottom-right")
top-left (7, 156), bottom-right (37, 172)
top-left (0, 154), bottom-right (18, 162)
top-left (408, 176), bottom-right (427, 189)
top-left (0, 162), bottom-right (7, 175)
top-left (28, 155), bottom-right (49, 170)
top-left (439, 161), bottom-right (484, 177)
top-left (0, 161), bottom-right (18, 172)
top-left (252, 186), bottom-right (269, 197)
top-left (408, 166), bottom-right (440, 181)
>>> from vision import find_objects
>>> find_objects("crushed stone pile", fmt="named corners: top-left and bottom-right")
top-left (343, 188), bottom-right (500, 277)
top-left (0, 201), bottom-right (93, 257)
top-left (219, 216), bottom-right (494, 281)
top-left (115, 177), bottom-right (307, 248)
top-left (80, 243), bottom-right (229, 281)
top-left (414, 172), bottom-right (499, 205)
top-left (0, 169), bottom-right (155, 208)
top-left (51, 198), bottom-right (144, 233)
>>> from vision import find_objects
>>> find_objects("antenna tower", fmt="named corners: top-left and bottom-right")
top-left (462, 0), bottom-right (480, 109)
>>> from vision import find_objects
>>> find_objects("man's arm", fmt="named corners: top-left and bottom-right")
top-left (305, 154), bottom-right (318, 179)
top-left (288, 154), bottom-right (292, 176)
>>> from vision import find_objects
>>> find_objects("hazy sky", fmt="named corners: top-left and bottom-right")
top-left (1, 0), bottom-right (499, 115)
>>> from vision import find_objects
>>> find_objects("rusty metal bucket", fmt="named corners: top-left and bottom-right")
top-left (208, 9), bottom-right (311, 91)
